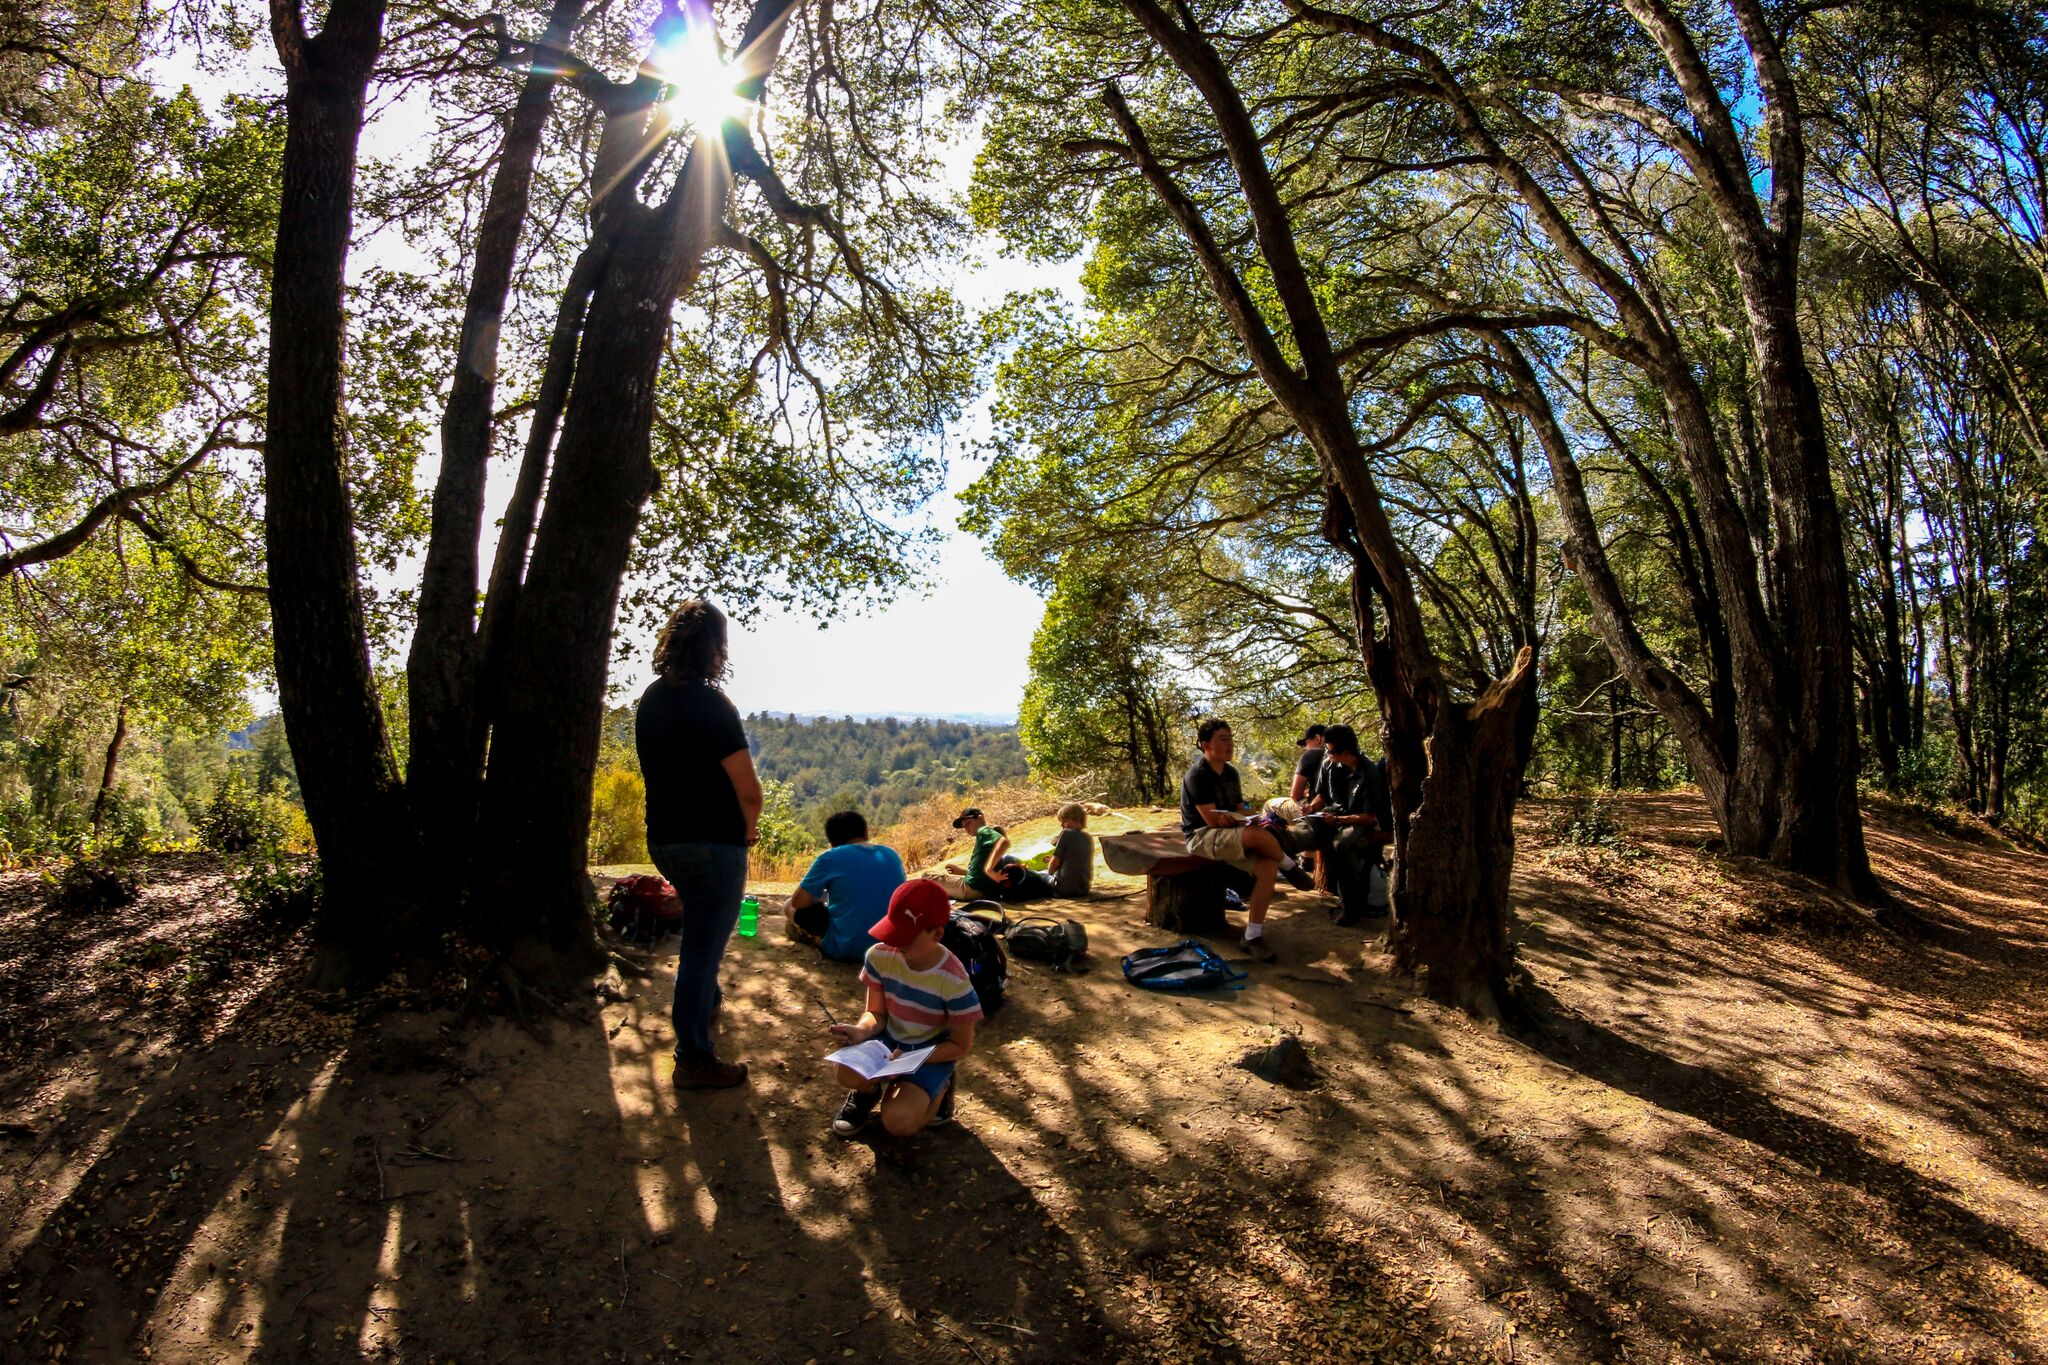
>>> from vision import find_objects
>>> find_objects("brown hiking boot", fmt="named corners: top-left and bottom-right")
top-left (673, 1057), bottom-right (750, 1090)
top-left (1241, 935), bottom-right (1278, 964)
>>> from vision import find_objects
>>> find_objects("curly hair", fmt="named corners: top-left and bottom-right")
top-left (652, 599), bottom-right (729, 684)
top-left (1196, 716), bottom-right (1233, 746)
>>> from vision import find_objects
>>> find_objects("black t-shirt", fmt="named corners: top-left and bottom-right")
top-left (1315, 757), bottom-right (1360, 813)
top-left (1180, 758), bottom-right (1245, 836)
top-left (635, 678), bottom-right (749, 846)
top-left (1316, 755), bottom-right (1393, 828)
top-left (1293, 747), bottom-right (1326, 788)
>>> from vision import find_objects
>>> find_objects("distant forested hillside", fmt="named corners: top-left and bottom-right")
top-left (596, 709), bottom-right (1028, 836)
top-left (746, 714), bottom-right (1028, 827)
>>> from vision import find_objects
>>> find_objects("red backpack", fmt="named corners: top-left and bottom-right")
top-left (606, 874), bottom-right (683, 944)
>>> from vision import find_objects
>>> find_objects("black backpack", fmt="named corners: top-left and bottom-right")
top-left (941, 903), bottom-right (1009, 1017)
top-left (1007, 916), bottom-right (1088, 970)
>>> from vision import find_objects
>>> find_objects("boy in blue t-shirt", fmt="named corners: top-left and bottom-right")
top-left (786, 811), bottom-right (906, 962)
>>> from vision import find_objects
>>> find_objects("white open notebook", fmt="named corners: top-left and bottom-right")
top-left (825, 1039), bottom-right (936, 1081)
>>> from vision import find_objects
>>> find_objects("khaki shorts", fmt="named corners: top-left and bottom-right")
top-left (1185, 824), bottom-right (1264, 875)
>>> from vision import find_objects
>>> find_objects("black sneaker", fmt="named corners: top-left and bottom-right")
top-left (832, 1088), bottom-right (880, 1138)
top-left (1241, 935), bottom-right (1278, 964)
top-left (1280, 862), bottom-right (1315, 892)
top-left (930, 1080), bottom-right (956, 1128)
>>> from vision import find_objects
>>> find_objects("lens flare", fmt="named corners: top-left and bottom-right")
top-left (653, 23), bottom-right (748, 132)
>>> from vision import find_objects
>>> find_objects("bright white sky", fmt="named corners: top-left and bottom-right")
top-left (150, 21), bottom-right (1086, 726)
top-left (621, 249), bottom-right (1082, 722)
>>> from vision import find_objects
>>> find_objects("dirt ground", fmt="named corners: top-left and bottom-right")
top-left (2, 792), bottom-right (2045, 1363)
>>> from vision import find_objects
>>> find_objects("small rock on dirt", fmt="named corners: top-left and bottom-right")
top-left (1236, 1035), bottom-right (1320, 1089)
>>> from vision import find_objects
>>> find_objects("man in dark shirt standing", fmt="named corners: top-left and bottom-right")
top-left (1305, 724), bottom-right (1393, 924)
top-left (1181, 717), bottom-right (1313, 963)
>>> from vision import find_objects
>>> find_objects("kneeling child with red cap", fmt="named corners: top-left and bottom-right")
top-left (827, 879), bottom-right (983, 1138)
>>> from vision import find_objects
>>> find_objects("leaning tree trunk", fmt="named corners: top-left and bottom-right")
top-left (470, 148), bottom-right (733, 983)
top-left (1322, 487), bottom-right (1535, 1016)
top-left (467, 0), bottom-right (798, 983)
top-left (264, 0), bottom-right (425, 986)
top-left (89, 701), bottom-right (127, 832)
top-left (406, 0), bottom-right (587, 874)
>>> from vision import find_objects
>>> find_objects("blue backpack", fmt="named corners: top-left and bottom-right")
top-left (1121, 940), bottom-right (1248, 992)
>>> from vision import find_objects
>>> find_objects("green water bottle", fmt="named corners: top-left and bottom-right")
top-left (738, 895), bottom-right (759, 938)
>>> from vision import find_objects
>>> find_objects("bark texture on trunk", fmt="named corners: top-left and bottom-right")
top-left (471, 200), bottom-right (695, 976)
top-left (1391, 649), bottom-right (1536, 1016)
top-left (406, 0), bottom-right (587, 871)
top-left (469, 0), bottom-right (798, 978)
top-left (1745, 276), bottom-right (1875, 894)
top-left (90, 702), bottom-right (127, 832)
top-left (263, 0), bottom-right (422, 984)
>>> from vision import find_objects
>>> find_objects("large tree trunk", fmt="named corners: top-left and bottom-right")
top-left (467, 0), bottom-right (798, 981)
top-left (89, 701), bottom-right (126, 832)
top-left (470, 209), bottom-right (682, 976)
top-left (1745, 278), bottom-right (1876, 895)
top-left (406, 0), bottom-right (587, 872)
top-left (1391, 650), bottom-right (1536, 1016)
top-left (263, 0), bottom-right (424, 986)
top-left (1321, 487), bottom-right (1533, 1015)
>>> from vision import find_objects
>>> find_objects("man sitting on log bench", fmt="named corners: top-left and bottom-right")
top-left (1181, 717), bottom-right (1314, 963)
top-left (1303, 724), bottom-right (1393, 925)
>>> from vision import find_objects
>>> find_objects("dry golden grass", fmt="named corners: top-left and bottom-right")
top-left (877, 782), bottom-right (1061, 871)
top-left (747, 850), bottom-right (814, 882)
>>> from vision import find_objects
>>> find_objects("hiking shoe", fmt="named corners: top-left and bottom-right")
top-left (673, 1057), bottom-right (749, 1091)
top-left (785, 915), bottom-right (821, 948)
top-left (1241, 935), bottom-right (1279, 964)
top-left (1280, 862), bottom-right (1316, 892)
top-left (930, 1080), bottom-right (956, 1128)
top-left (833, 1088), bottom-right (880, 1137)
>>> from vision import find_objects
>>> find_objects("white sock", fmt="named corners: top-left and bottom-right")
top-left (1280, 855), bottom-right (1299, 872)
top-left (1244, 922), bottom-right (1264, 940)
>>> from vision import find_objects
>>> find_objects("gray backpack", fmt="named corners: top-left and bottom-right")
top-left (1005, 916), bottom-right (1088, 970)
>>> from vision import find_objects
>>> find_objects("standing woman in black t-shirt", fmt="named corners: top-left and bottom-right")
top-left (636, 600), bottom-right (764, 1091)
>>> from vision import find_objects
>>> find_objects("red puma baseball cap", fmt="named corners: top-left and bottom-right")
top-left (870, 878), bottom-right (952, 948)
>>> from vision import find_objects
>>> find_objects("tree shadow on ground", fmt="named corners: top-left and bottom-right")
top-left (8, 794), bottom-right (2047, 1363)
top-left (0, 971), bottom-right (343, 1360)
top-left (1518, 979), bottom-right (2048, 1287)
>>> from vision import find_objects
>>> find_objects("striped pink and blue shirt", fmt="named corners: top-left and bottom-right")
top-left (860, 944), bottom-right (984, 1046)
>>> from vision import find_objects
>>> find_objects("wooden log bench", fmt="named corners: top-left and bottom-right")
top-left (1100, 830), bottom-right (1255, 936)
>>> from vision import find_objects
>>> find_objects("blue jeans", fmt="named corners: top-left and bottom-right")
top-left (650, 841), bottom-right (749, 1068)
